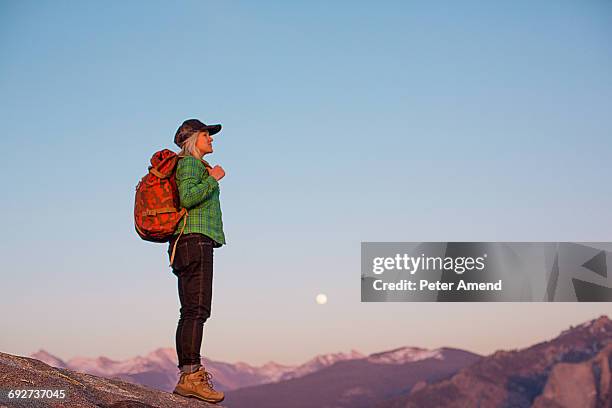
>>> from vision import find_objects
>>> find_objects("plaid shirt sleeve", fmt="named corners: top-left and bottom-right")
top-left (176, 156), bottom-right (219, 209)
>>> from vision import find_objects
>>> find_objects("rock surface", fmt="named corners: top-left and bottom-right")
top-left (532, 343), bottom-right (612, 408)
top-left (0, 351), bottom-right (224, 408)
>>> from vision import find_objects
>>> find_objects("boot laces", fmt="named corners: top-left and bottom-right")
top-left (193, 369), bottom-right (216, 389)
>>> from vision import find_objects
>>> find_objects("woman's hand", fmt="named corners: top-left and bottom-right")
top-left (208, 165), bottom-right (226, 181)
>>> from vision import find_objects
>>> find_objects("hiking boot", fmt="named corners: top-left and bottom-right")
top-left (173, 366), bottom-right (225, 403)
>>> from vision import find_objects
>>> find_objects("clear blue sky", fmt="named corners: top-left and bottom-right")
top-left (1, 0), bottom-right (611, 365)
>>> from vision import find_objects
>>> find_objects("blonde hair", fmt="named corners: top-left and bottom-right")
top-left (178, 132), bottom-right (202, 158)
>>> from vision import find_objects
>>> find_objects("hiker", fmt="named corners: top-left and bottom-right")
top-left (168, 119), bottom-right (226, 403)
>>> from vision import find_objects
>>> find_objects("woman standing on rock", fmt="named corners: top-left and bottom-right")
top-left (168, 119), bottom-right (226, 404)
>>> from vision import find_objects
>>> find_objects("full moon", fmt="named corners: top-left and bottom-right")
top-left (315, 293), bottom-right (327, 305)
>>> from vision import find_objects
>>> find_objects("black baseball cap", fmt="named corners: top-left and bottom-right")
top-left (174, 119), bottom-right (222, 147)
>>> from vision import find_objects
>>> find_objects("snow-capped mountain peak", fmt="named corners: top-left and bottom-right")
top-left (278, 349), bottom-right (366, 381)
top-left (366, 347), bottom-right (444, 364)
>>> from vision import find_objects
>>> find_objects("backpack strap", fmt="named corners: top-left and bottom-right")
top-left (169, 208), bottom-right (188, 267)
top-left (149, 168), bottom-right (168, 178)
top-left (200, 158), bottom-right (212, 169)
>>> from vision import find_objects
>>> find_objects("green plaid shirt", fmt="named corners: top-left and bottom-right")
top-left (173, 155), bottom-right (226, 246)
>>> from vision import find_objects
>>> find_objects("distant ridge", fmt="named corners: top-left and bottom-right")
top-left (223, 347), bottom-right (481, 408)
top-left (28, 347), bottom-right (367, 392)
top-left (380, 315), bottom-right (612, 408)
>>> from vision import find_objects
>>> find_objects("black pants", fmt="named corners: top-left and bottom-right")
top-left (168, 233), bottom-right (215, 369)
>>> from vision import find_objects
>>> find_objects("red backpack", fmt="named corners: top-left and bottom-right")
top-left (134, 149), bottom-right (188, 266)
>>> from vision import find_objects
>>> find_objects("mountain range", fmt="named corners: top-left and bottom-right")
top-left (28, 346), bottom-right (482, 407)
top-left (23, 315), bottom-right (612, 407)
top-left (379, 315), bottom-right (612, 408)
top-left (224, 347), bottom-right (481, 408)
top-left (29, 346), bottom-right (369, 393)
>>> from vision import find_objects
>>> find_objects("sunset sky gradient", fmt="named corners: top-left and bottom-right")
top-left (1, 0), bottom-right (611, 365)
